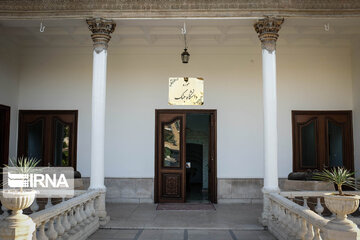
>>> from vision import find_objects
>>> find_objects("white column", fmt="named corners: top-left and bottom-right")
top-left (89, 49), bottom-right (107, 189)
top-left (262, 48), bottom-right (279, 192)
top-left (86, 18), bottom-right (115, 226)
top-left (254, 17), bottom-right (284, 226)
top-left (86, 18), bottom-right (116, 190)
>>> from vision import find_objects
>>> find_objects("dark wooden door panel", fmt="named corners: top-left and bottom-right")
top-left (292, 111), bottom-right (353, 172)
top-left (156, 112), bottom-right (186, 203)
top-left (0, 105), bottom-right (10, 166)
top-left (161, 173), bottom-right (182, 198)
top-left (18, 110), bottom-right (78, 169)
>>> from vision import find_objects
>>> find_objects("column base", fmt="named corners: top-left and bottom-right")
top-left (91, 188), bottom-right (110, 226)
top-left (260, 187), bottom-right (280, 227)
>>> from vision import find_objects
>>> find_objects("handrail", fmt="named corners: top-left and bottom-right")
top-left (280, 191), bottom-right (360, 198)
top-left (269, 192), bottom-right (329, 229)
top-left (30, 190), bottom-right (100, 224)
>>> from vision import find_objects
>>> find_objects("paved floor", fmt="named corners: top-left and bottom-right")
top-left (89, 203), bottom-right (277, 239)
top-left (89, 229), bottom-right (276, 240)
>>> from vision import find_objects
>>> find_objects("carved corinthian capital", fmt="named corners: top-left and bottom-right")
top-left (254, 17), bottom-right (284, 53)
top-left (86, 18), bottom-right (116, 53)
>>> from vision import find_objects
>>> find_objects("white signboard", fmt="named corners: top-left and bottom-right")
top-left (168, 77), bottom-right (204, 105)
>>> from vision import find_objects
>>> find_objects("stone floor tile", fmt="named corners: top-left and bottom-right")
top-left (137, 229), bottom-right (184, 240)
top-left (188, 230), bottom-right (233, 240)
top-left (88, 229), bottom-right (138, 239)
top-left (232, 230), bottom-right (277, 240)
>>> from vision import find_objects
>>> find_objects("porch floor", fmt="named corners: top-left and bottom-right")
top-left (89, 203), bottom-right (276, 240)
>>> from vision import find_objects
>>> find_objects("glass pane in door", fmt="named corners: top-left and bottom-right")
top-left (27, 120), bottom-right (44, 162)
top-left (301, 121), bottom-right (317, 168)
top-left (163, 119), bottom-right (181, 167)
top-left (328, 121), bottom-right (343, 167)
top-left (54, 119), bottom-right (70, 167)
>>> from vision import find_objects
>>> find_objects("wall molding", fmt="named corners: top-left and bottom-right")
top-left (1, 0), bottom-right (360, 19)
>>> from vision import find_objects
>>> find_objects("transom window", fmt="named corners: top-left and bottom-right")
top-left (292, 111), bottom-right (354, 172)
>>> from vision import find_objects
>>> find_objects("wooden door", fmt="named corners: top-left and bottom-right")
top-left (292, 111), bottom-right (353, 172)
top-left (18, 110), bottom-right (78, 169)
top-left (0, 105), bottom-right (10, 166)
top-left (156, 112), bottom-right (186, 203)
top-left (324, 113), bottom-right (353, 170)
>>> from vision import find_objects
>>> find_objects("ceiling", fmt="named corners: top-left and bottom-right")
top-left (1, 18), bottom-right (360, 48)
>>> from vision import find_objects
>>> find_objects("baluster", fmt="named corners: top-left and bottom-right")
top-left (287, 212), bottom-right (296, 237)
top-left (46, 218), bottom-right (58, 240)
top-left (30, 198), bottom-right (39, 213)
top-left (45, 198), bottom-right (53, 209)
top-left (79, 203), bottom-right (87, 224)
top-left (270, 201), bottom-right (276, 218)
top-left (69, 208), bottom-right (78, 233)
top-left (37, 221), bottom-right (49, 240)
top-left (303, 197), bottom-right (310, 209)
top-left (62, 211), bottom-right (71, 232)
top-left (84, 201), bottom-right (92, 223)
top-left (304, 222), bottom-right (315, 240)
top-left (279, 206), bottom-right (287, 229)
top-left (54, 215), bottom-right (65, 236)
top-left (285, 209), bottom-right (293, 235)
top-left (75, 205), bottom-right (83, 227)
top-left (315, 198), bottom-right (324, 216)
top-left (271, 203), bottom-right (279, 224)
top-left (1, 205), bottom-right (9, 218)
top-left (90, 198), bottom-right (96, 219)
top-left (296, 217), bottom-right (308, 240)
top-left (290, 213), bottom-right (299, 237)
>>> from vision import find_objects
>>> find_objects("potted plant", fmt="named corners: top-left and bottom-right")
top-left (313, 167), bottom-right (360, 231)
top-left (0, 157), bottom-right (40, 239)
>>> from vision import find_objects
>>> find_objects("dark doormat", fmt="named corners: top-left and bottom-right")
top-left (156, 203), bottom-right (216, 210)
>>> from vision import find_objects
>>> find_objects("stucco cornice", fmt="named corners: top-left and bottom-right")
top-left (1, 0), bottom-right (360, 19)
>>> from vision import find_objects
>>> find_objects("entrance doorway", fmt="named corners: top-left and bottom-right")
top-left (155, 110), bottom-right (217, 203)
top-left (0, 105), bottom-right (10, 166)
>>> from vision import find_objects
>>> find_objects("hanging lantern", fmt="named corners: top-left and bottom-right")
top-left (181, 48), bottom-right (190, 64)
top-left (181, 23), bottom-right (190, 64)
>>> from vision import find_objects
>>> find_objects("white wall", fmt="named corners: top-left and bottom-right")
top-left (277, 47), bottom-right (353, 176)
top-left (0, 43), bottom-right (19, 158)
top-left (17, 44), bottom-right (353, 178)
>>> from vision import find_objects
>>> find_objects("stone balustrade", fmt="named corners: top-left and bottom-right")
top-left (0, 190), bottom-right (87, 219)
top-left (280, 191), bottom-right (360, 216)
top-left (268, 192), bottom-right (360, 240)
top-left (29, 190), bottom-right (102, 240)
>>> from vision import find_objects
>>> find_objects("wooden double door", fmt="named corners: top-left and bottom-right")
top-left (18, 110), bottom-right (78, 168)
top-left (292, 111), bottom-right (354, 172)
top-left (155, 110), bottom-right (217, 203)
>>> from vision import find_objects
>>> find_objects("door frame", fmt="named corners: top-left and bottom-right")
top-left (0, 104), bottom-right (10, 166)
top-left (154, 109), bottom-right (217, 203)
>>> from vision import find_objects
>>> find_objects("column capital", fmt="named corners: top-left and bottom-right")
top-left (254, 17), bottom-right (284, 52)
top-left (86, 18), bottom-right (116, 53)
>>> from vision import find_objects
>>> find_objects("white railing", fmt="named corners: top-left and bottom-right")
top-left (29, 190), bottom-right (102, 240)
top-left (268, 191), bottom-right (360, 240)
top-left (0, 190), bottom-right (87, 219)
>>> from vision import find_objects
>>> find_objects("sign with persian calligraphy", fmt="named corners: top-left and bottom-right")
top-left (168, 77), bottom-right (204, 105)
